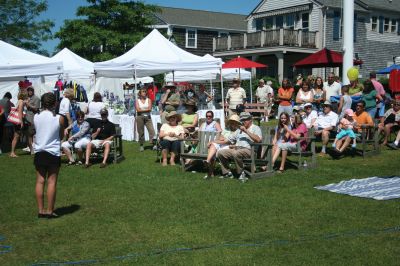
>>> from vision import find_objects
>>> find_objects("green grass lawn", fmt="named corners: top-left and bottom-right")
top-left (0, 141), bottom-right (399, 265)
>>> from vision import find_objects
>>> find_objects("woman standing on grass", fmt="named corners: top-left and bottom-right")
top-left (34, 93), bottom-right (64, 218)
top-left (9, 91), bottom-right (28, 158)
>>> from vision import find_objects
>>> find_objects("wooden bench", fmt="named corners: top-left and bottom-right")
top-left (223, 102), bottom-right (272, 123)
top-left (179, 131), bottom-right (220, 171)
top-left (242, 126), bottom-right (275, 178)
top-left (353, 125), bottom-right (380, 157)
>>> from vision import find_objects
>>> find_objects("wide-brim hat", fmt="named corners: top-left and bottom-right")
top-left (165, 111), bottom-right (181, 121)
top-left (303, 102), bottom-right (313, 108)
top-left (226, 114), bottom-right (241, 126)
top-left (239, 111), bottom-right (252, 121)
top-left (232, 77), bottom-right (240, 83)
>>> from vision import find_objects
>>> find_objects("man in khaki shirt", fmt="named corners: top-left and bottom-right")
top-left (225, 77), bottom-right (246, 115)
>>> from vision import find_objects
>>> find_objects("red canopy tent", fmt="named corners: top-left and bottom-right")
top-left (293, 48), bottom-right (363, 68)
top-left (222, 57), bottom-right (267, 102)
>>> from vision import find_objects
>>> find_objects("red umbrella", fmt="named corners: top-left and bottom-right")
top-left (222, 57), bottom-right (267, 103)
top-left (222, 57), bottom-right (267, 69)
top-left (293, 48), bottom-right (363, 68)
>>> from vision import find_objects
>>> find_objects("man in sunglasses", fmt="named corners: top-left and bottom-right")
top-left (314, 101), bottom-right (338, 155)
top-left (353, 100), bottom-right (374, 133)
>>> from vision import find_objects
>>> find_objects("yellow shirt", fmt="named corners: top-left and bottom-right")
top-left (160, 123), bottom-right (185, 141)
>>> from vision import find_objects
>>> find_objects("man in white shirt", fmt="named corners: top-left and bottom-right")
top-left (314, 101), bottom-right (338, 155)
top-left (256, 79), bottom-right (274, 121)
top-left (302, 103), bottom-right (318, 128)
top-left (323, 72), bottom-right (341, 103)
top-left (226, 77), bottom-right (246, 115)
top-left (217, 112), bottom-right (262, 181)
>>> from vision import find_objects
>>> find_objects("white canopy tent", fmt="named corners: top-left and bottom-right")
top-left (51, 48), bottom-right (94, 79)
top-left (0, 40), bottom-right (63, 80)
top-left (0, 40), bottom-right (64, 103)
top-left (94, 29), bottom-right (222, 78)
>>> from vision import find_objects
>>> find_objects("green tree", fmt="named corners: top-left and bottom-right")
top-left (56, 0), bottom-right (159, 61)
top-left (0, 0), bottom-right (54, 55)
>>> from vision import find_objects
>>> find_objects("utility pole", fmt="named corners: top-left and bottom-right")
top-left (342, 0), bottom-right (354, 85)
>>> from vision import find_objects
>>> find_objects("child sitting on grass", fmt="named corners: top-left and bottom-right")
top-left (332, 109), bottom-right (357, 152)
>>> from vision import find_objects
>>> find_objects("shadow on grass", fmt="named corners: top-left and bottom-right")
top-left (54, 204), bottom-right (81, 217)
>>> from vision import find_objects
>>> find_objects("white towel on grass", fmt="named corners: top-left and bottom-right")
top-left (315, 176), bottom-right (400, 200)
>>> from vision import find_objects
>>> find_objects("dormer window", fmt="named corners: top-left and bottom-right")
top-left (186, 29), bottom-right (197, 48)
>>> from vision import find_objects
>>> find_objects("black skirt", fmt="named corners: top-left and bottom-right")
top-left (34, 151), bottom-right (61, 169)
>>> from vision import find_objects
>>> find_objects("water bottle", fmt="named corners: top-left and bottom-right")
top-left (303, 160), bottom-right (308, 169)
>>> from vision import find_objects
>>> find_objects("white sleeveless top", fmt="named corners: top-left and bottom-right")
top-left (137, 98), bottom-right (151, 111)
top-left (34, 110), bottom-right (61, 156)
top-left (87, 101), bottom-right (105, 119)
top-left (299, 90), bottom-right (312, 102)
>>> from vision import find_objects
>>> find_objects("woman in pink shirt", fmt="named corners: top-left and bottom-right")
top-left (272, 114), bottom-right (308, 172)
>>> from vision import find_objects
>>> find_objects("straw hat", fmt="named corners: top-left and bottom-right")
top-left (165, 111), bottom-right (182, 122)
top-left (226, 114), bottom-right (241, 126)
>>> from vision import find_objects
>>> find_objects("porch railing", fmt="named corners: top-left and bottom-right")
top-left (213, 29), bottom-right (319, 52)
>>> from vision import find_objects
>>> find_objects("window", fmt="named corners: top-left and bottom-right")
top-left (218, 32), bottom-right (228, 37)
top-left (384, 18), bottom-right (390, 32)
top-left (391, 19), bottom-right (397, 33)
top-left (371, 16), bottom-right (378, 32)
top-left (265, 17), bottom-right (273, 29)
top-left (276, 16), bottom-right (284, 28)
top-left (302, 13), bottom-right (309, 30)
top-left (286, 14), bottom-right (295, 29)
top-left (255, 18), bottom-right (264, 31)
top-left (186, 29), bottom-right (197, 48)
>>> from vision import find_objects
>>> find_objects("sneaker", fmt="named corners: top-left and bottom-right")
top-left (219, 172), bottom-right (233, 179)
top-left (152, 145), bottom-right (158, 151)
top-left (139, 146), bottom-right (144, 152)
top-left (22, 147), bottom-right (30, 152)
top-left (203, 175), bottom-right (210, 180)
top-left (238, 171), bottom-right (248, 182)
top-left (331, 143), bottom-right (336, 148)
top-left (351, 143), bottom-right (356, 148)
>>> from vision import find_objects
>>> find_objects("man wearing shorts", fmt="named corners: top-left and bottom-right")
top-left (84, 108), bottom-right (115, 168)
top-left (24, 87), bottom-right (40, 154)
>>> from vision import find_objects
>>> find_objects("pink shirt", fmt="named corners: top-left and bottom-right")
top-left (290, 123), bottom-right (308, 151)
top-left (371, 79), bottom-right (385, 96)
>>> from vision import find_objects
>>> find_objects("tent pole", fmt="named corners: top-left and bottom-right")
top-left (250, 73), bottom-right (253, 103)
top-left (134, 66), bottom-right (137, 142)
top-left (172, 70), bottom-right (175, 83)
top-left (210, 79), bottom-right (214, 109)
top-left (220, 67), bottom-right (224, 114)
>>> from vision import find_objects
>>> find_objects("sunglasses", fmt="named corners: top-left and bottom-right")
top-left (206, 115), bottom-right (213, 118)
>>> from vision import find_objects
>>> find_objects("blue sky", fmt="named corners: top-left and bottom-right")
top-left (40, 0), bottom-right (261, 54)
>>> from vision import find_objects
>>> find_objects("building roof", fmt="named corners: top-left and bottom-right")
top-left (154, 6), bottom-right (247, 32)
top-left (314, 0), bottom-right (368, 12)
top-left (360, 0), bottom-right (400, 12)
top-left (316, 0), bottom-right (400, 12)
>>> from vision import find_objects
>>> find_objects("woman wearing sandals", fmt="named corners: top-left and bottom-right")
top-left (34, 93), bottom-right (64, 218)
top-left (9, 91), bottom-right (28, 158)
